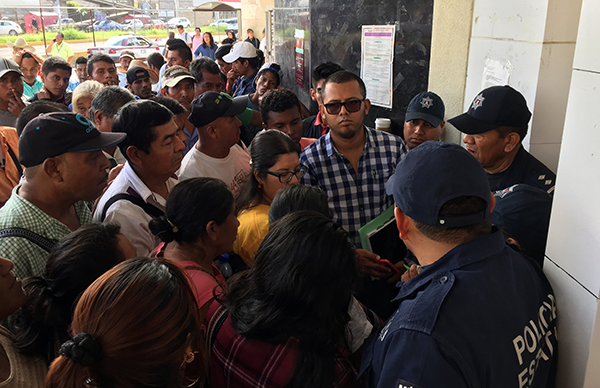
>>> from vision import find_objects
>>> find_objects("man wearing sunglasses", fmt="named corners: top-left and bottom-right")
top-left (300, 71), bottom-right (407, 279)
top-left (178, 91), bottom-right (251, 195)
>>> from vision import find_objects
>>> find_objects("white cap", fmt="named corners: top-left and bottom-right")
top-left (222, 41), bottom-right (258, 64)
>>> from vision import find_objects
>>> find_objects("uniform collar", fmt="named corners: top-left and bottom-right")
top-left (393, 227), bottom-right (506, 301)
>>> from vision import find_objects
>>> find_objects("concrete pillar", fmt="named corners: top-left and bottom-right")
top-left (544, 0), bottom-right (600, 385)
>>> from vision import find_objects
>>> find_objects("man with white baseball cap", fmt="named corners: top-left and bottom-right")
top-left (223, 41), bottom-right (260, 97)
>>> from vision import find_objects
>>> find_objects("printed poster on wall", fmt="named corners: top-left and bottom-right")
top-left (295, 29), bottom-right (304, 87)
top-left (361, 25), bottom-right (395, 109)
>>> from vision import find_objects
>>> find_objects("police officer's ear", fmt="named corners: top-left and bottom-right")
top-left (503, 132), bottom-right (521, 153)
top-left (394, 206), bottom-right (411, 240)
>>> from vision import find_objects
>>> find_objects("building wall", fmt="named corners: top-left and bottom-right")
top-left (427, 0), bottom-right (474, 145)
top-left (544, 0), bottom-right (600, 385)
top-left (241, 0), bottom-right (274, 42)
top-left (274, 0), bottom-right (434, 136)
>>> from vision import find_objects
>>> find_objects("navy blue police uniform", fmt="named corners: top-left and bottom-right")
top-left (487, 145), bottom-right (555, 194)
top-left (360, 227), bottom-right (558, 388)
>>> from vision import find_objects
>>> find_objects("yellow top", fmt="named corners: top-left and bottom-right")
top-left (234, 204), bottom-right (270, 267)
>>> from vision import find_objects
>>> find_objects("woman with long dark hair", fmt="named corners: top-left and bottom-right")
top-left (10, 223), bottom-right (135, 365)
top-left (206, 211), bottom-right (361, 387)
top-left (46, 257), bottom-right (205, 388)
top-left (233, 130), bottom-right (303, 266)
top-left (194, 32), bottom-right (218, 60)
top-left (149, 178), bottom-right (238, 318)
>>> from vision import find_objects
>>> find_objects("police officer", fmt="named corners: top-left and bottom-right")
top-left (403, 91), bottom-right (445, 150)
top-left (449, 85), bottom-right (556, 194)
top-left (360, 141), bottom-right (558, 388)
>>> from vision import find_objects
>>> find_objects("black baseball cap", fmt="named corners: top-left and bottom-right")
top-left (386, 141), bottom-right (491, 228)
top-left (448, 85), bottom-right (531, 135)
top-left (188, 92), bottom-right (247, 128)
top-left (405, 91), bottom-right (445, 128)
top-left (19, 112), bottom-right (126, 167)
top-left (492, 184), bottom-right (552, 262)
top-left (127, 66), bottom-right (150, 85)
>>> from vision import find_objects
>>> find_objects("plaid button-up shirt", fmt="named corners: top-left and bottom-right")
top-left (0, 185), bottom-right (92, 279)
top-left (300, 127), bottom-right (406, 246)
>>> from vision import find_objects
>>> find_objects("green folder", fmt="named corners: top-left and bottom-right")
top-left (358, 205), bottom-right (407, 260)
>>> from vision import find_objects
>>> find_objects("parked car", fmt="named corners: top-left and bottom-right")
top-left (145, 19), bottom-right (165, 29)
top-left (166, 17), bottom-right (190, 28)
top-left (0, 20), bottom-right (22, 36)
top-left (121, 19), bottom-right (144, 31)
top-left (46, 18), bottom-right (76, 32)
top-left (88, 20), bottom-right (121, 32)
top-left (226, 20), bottom-right (238, 32)
top-left (87, 35), bottom-right (160, 61)
top-left (122, 15), bottom-right (151, 25)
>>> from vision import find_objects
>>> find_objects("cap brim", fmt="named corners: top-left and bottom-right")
top-left (385, 172), bottom-right (398, 198)
top-left (69, 132), bottom-right (127, 153)
top-left (0, 69), bottom-right (22, 78)
top-left (405, 112), bottom-right (443, 128)
top-left (448, 112), bottom-right (499, 135)
top-left (120, 54), bottom-right (135, 60)
top-left (222, 51), bottom-right (239, 63)
top-left (163, 74), bottom-right (196, 88)
top-left (223, 96), bottom-right (248, 117)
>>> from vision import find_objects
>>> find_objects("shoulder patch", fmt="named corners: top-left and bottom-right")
top-left (396, 379), bottom-right (424, 388)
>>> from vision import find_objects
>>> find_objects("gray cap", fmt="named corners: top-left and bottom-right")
top-left (0, 58), bottom-right (22, 79)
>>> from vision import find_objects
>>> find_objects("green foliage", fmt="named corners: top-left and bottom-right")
top-left (0, 25), bottom-right (231, 45)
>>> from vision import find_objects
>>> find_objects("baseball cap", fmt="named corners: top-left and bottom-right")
top-left (119, 50), bottom-right (135, 60)
top-left (222, 41), bottom-right (258, 63)
top-left (492, 184), bottom-right (552, 262)
top-left (19, 112), bottom-right (126, 167)
top-left (257, 62), bottom-right (282, 85)
top-left (188, 92), bottom-right (247, 128)
top-left (0, 58), bottom-right (22, 79)
top-left (405, 91), bottom-right (445, 128)
top-left (448, 85), bottom-right (531, 135)
top-left (386, 141), bottom-right (491, 228)
top-left (162, 66), bottom-right (196, 88)
top-left (127, 66), bottom-right (150, 85)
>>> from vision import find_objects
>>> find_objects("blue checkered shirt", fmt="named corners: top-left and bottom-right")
top-left (300, 126), bottom-right (406, 246)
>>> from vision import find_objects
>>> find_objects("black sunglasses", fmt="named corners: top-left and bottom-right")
top-left (323, 99), bottom-right (365, 115)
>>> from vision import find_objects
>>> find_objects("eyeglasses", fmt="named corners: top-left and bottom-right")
top-left (323, 99), bottom-right (365, 115)
top-left (266, 164), bottom-right (307, 183)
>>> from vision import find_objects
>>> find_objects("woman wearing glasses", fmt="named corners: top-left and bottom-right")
top-left (234, 130), bottom-right (304, 266)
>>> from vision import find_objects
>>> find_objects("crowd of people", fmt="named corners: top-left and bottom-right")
top-left (0, 29), bottom-right (559, 388)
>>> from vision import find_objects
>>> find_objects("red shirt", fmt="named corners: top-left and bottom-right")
top-left (314, 111), bottom-right (329, 137)
top-left (204, 301), bottom-right (361, 388)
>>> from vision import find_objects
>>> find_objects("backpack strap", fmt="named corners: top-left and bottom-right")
top-left (0, 227), bottom-right (56, 252)
top-left (6, 143), bottom-right (22, 177)
top-left (205, 304), bottom-right (228, 354)
top-left (100, 188), bottom-right (164, 221)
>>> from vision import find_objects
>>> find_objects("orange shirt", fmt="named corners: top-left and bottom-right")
top-left (0, 127), bottom-right (22, 206)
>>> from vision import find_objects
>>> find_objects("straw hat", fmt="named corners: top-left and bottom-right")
top-left (7, 37), bottom-right (35, 51)
top-left (129, 59), bottom-right (159, 85)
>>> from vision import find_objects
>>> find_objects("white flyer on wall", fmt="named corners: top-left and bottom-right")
top-left (361, 25), bottom-right (395, 109)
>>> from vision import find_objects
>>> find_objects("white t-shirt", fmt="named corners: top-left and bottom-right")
top-left (178, 144), bottom-right (251, 194)
top-left (175, 31), bottom-right (193, 45)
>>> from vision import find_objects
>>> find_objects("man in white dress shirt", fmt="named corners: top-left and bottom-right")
top-left (93, 100), bottom-right (185, 256)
